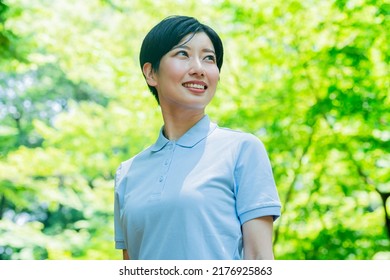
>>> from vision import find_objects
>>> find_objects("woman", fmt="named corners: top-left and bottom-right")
top-left (114, 15), bottom-right (281, 260)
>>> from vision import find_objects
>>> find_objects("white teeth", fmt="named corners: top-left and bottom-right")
top-left (184, 83), bottom-right (205, 90)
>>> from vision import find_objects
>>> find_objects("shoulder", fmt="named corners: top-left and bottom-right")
top-left (211, 125), bottom-right (270, 165)
top-left (115, 145), bottom-right (154, 186)
top-left (214, 125), bottom-right (265, 148)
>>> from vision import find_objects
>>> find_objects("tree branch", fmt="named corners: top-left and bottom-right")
top-left (0, 194), bottom-right (5, 219)
top-left (322, 115), bottom-right (390, 239)
top-left (273, 119), bottom-right (317, 244)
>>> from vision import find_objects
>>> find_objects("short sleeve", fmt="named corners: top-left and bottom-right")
top-left (234, 134), bottom-right (281, 225)
top-left (114, 164), bottom-right (126, 249)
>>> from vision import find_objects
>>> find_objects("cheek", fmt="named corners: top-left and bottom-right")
top-left (166, 61), bottom-right (187, 80)
top-left (208, 68), bottom-right (220, 85)
top-left (158, 59), bottom-right (184, 81)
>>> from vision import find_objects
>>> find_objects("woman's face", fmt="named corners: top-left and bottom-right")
top-left (150, 32), bottom-right (220, 112)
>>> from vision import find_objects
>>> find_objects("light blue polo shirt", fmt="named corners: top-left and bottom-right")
top-left (114, 115), bottom-right (281, 260)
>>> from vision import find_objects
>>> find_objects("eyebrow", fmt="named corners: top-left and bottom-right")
top-left (173, 45), bottom-right (216, 55)
top-left (203, 48), bottom-right (216, 55)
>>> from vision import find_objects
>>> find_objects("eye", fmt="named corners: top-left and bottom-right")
top-left (175, 50), bottom-right (188, 57)
top-left (204, 55), bottom-right (216, 62)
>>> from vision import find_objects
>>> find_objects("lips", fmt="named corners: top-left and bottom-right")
top-left (182, 82), bottom-right (208, 90)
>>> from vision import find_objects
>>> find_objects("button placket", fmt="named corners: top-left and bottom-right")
top-left (156, 141), bottom-right (175, 193)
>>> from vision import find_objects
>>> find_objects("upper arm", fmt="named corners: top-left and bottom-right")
top-left (234, 136), bottom-right (281, 225)
top-left (242, 216), bottom-right (275, 260)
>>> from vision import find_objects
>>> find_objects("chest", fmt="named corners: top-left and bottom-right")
top-left (122, 141), bottom-right (237, 217)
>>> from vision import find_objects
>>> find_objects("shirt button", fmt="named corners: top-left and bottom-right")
top-left (159, 176), bottom-right (164, 182)
top-left (164, 160), bottom-right (169, 166)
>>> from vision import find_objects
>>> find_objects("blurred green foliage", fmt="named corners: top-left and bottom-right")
top-left (0, 0), bottom-right (389, 259)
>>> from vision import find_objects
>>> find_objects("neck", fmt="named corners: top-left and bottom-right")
top-left (161, 108), bottom-right (205, 141)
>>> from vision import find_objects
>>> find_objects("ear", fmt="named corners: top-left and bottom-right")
top-left (142, 63), bottom-right (157, 87)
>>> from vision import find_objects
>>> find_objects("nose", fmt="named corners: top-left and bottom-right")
top-left (189, 57), bottom-right (205, 76)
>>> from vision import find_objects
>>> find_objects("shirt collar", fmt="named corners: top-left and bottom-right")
top-left (151, 115), bottom-right (217, 152)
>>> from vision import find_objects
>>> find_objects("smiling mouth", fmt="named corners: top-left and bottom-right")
top-left (183, 83), bottom-right (208, 90)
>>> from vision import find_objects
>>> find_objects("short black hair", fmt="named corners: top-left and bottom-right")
top-left (139, 15), bottom-right (224, 103)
